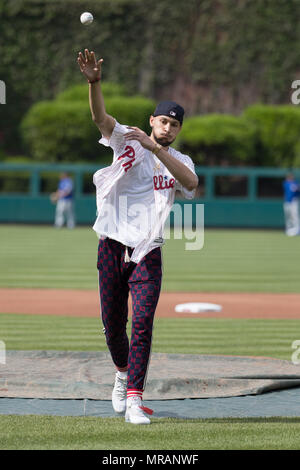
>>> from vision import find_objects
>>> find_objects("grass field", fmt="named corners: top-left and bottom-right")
top-left (0, 224), bottom-right (300, 450)
top-left (1, 313), bottom-right (298, 360)
top-left (0, 224), bottom-right (300, 292)
top-left (1, 416), bottom-right (300, 450)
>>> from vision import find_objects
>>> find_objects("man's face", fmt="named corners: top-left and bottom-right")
top-left (150, 115), bottom-right (181, 147)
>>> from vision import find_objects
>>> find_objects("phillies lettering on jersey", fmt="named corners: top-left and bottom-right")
top-left (118, 146), bottom-right (135, 172)
top-left (153, 174), bottom-right (175, 191)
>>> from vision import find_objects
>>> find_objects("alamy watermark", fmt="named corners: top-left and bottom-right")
top-left (0, 80), bottom-right (6, 104)
top-left (291, 340), bottom-right (300, 365)
top-left (291, 80), bottom-right (300, 105)
top-left (97, 199), bottom-right (204, 251)
top-left (0, 341), bottom-right (6, 365)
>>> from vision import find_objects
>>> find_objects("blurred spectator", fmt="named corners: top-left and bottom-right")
top-left (50, 172), bottom-right (75, 229)
top-left (283, 173), bottom-right (300, 236)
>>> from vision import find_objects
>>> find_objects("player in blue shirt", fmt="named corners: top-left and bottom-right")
top-left (283, 173), bottom-right (300, 236)
top-left (51, 172), bottom-right (75, 229)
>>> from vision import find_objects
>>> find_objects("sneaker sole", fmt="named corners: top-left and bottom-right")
top-left (114, 409), bottom-right (126, 415)
top-left (125, 415), bottom-right (150, 425)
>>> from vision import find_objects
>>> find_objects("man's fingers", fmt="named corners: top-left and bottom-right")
top-left (125, 130), bottom-right (137, 135)
top-left (124, 132), bottom-right (136, 138)
top-left (84, 48), bottom-right (91, 61)
top-left (125, 132), bottom-right (141, 141)
top-left (125, 128), bottom-right (143, 135)
top-left (78, 52), bottom-right (84, 62)
top-left (90, 51), bottom-right (97, 65)
top-left (77, 58), bottom-right (84, 72)
top-left (77, 54), bottom-right (85, 70)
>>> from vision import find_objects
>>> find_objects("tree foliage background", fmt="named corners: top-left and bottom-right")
top-left (1, 0), bottom-right (300, 164)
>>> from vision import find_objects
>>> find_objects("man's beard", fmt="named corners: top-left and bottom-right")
top-left (152, 131), bottom-right (175, 147)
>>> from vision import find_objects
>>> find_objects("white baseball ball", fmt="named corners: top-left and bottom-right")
top-left (80, 12), bottom-right (93, 25)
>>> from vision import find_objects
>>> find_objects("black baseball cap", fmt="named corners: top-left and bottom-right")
top-left (153, 101), bottom-right (184, 125)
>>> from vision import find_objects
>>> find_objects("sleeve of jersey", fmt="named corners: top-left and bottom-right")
top-left (98, 120), bottom-right (129, 161)
top-left (174, 153), bottom-right (197, 200)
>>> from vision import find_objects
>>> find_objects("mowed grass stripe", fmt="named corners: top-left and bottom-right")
top-left (1, 415), bottom-right (300, 450)
top-left (0, 225), bottom-right (300, 292)
top-left (2, 316), bottom-right (297, 329)
top-left (1, 313), bottom-right (298, 360)
top-left (0, 225), bottom-right (98, 290)
top-left (163, 228), bottom-right (300, 292)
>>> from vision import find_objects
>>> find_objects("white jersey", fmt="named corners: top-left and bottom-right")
top-left (93, 120), bottom-right (196, 263)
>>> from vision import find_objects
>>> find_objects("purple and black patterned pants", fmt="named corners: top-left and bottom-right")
top-left (97, 237), bottom-right (162, 392)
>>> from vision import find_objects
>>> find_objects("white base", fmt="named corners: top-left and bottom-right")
top-left (175, 302), bottom-right (222, 313)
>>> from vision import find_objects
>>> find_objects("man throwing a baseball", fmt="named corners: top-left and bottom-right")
top-left (78, 49), bottom-right (198, 424)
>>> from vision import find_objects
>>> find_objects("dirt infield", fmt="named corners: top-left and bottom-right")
top-left (0, 288), bottom-right (299, 319)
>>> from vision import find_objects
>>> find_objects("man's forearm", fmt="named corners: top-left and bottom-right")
top-left (154, 146), bottom-right (198, 191)
top-left (89, 82), bottom-right (115, 138)
top-left (89, 82), bottom-right (106, 124)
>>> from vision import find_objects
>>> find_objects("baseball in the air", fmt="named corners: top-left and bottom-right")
top-left (80, 12), bottom-right (93, 25)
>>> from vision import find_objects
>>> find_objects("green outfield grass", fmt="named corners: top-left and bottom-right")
top-left (0, 313), bottom-right (298, 360)
top-left (1, 415), bottom-right (300, 450)
top-left (0, 224), bottom-right (300, 292)
top-left (1, 224), bottom-right (300, 450)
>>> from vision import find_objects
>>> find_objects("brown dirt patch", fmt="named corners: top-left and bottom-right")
top-left (0, 288), bottom-right (300, 319)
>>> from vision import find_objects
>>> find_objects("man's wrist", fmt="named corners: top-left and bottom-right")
top-left (152, 142), bottom-right (162, 156)
top-left (88, 77), bottom-right (100, 84)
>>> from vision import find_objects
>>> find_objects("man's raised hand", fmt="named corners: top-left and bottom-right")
top-left (77, 49), bottom-right (103, 83)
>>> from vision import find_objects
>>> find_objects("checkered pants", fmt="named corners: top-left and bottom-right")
top-left (97, 237), bottom-right (162, 392)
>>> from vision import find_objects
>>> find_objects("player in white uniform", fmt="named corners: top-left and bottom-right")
top-left (78, 49), bottom-right (198, 424)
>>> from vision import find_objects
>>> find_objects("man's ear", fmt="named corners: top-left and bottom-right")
top-left (149, 115), bottom-right (154, 128)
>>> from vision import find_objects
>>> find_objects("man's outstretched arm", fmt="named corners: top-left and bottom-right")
top-left (77, 49), bottom-right (115, 139)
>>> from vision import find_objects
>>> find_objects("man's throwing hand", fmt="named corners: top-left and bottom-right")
top-left (77, 49), bottom-right (103, 83)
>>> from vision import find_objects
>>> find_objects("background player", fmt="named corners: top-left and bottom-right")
top-left (51, 172), bottom-right (75, 229)
top-left (283, 173), bottom-right (300, 236)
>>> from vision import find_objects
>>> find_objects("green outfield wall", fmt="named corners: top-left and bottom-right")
top-left (0, 163), bottom-right (298, 228)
